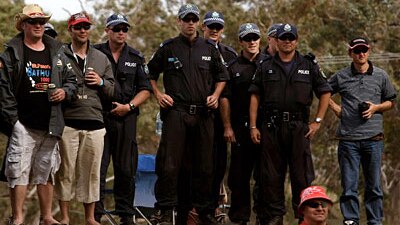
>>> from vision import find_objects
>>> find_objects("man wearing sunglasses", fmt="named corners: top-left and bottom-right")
top-left (219, 23), bottom-right (265, 225)
top-left (201, 10), bottom-right (237, 221)
top-left (328, 37), bottom-right (396, 225)
top-left (148, 3), bottom-right (228, 225)
top-left (249, 24), bottom-right (332, 225)
top-left (298, 186), bottom-right (333, 225)
top-left (263, 23), bottom-right (282, 56)
top-left (54, 12), bottom-right (114, 225)
top-left (0, 4), bottom-right (78, 225)
top-left (93, 13), bottom-right (151, 225)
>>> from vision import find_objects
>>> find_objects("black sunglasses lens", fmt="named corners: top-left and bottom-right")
top-left (73, 25), bottom-right (91, 30)
top-left (182, 17), bottom-right (199, 23)
top-left (242, 35), bottom-right (259, 42)
top-left (305, 201), bottom-right (328, 208)
top-left (278, 34), bottom-right (296, 41)
top-left (112, 27), bottom-right (129, 33)
top-left (353, 47), bottom-right (369, 54)
top-left (207, 24), bottom-right (223, 31)
top-left (26, 19), bottom-right (46, 25)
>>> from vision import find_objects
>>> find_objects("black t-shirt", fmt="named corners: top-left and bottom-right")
top-left (17, 44), bottom-right (52, 130)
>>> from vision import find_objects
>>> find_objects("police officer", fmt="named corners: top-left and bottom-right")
top-left (220, 23), bottom-right (265, 225)
top-left (93, 14), bottom-right (152, 225)
top-left (201, 10), bottom-right (237, 216)
top-left (249, 24), bottom-right (332, 225)
top-left (147, 4), bottom-right (228, 225)
top-left (263, 23), bottom-right (281, 56)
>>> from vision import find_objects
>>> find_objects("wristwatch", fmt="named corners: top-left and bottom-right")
top-left (314, 117), bottom-right (322, 123)
top-left (129, 103), bottom-right (135, 111)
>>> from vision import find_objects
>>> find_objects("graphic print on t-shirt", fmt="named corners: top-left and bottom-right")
top-left (25, 60), bottom-right (52, 92)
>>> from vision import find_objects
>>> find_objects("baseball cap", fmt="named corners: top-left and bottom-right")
top-left (44, 23), bottom-right (58, 38)
top-left (106, 13), bottom-right (130, 27)
top-left (267, 23), bottom-right (282, 38)
top-left (348, 37), bottom-right (370, 50)
top-left (178, 4), bottom-right (200, 19)
top-left (203, 11), bottom-right (224, 27)
top-left (276, 23), bottom-right (298, 39)
top-left (298, 186), bottom-right (333, 213)
top-left (68, 12), bottom-right (92, 29)
top-left (238, 23), bottom-right (261, 39)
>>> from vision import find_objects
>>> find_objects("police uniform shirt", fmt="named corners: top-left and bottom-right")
top-left (249, 51), bottom-right (332, 112)
top-left (217, 43), bottom-right (237, 68)
top-left (226, 52), bottom-right (266, 123)
top-left (94, 42), bottom-right (152, 111)
top-left (148, 34), bottom-right (229, 104)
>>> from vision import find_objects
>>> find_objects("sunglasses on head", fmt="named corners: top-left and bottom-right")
top-left (111, 27), bottom-right (129, 33)
top-left (181, 16), bottom-right (199, 23)
top-left (241, 35), bottom-right (260, 42)
top-left (207, 24), bottom-right (223, 31)
top-left (72, 24), bottom-right (91, 31)
top-left (352, 47), bottom-right (369, 54)
top-left (26, 18), bottom-right (46, 25)
top-left (278, 34), bottom-right (296, 41)
top-left (303, 201), bottom-right (329, 209)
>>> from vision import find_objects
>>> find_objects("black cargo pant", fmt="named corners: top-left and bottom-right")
top-left (155, 109), bottom-right (215, 218)
top-left (212, 113), bottom-right (227, 208)
top-left (95, 113), bottom-right (138, 217)
top-left (228, 123), bottom-right (260, 222)
top-left (255, 120), bottom-right (315, 221)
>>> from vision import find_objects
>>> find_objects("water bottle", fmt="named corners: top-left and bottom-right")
top-left (155, 111), bottom-right (163, 136)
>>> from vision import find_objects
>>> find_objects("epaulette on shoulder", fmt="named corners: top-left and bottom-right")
top-left (159, 38), bottom-right (174, 48)
top-left (304, 52), bottom-right (318, 64)
top-left (206, 39), bottom-right (218, 47)
top-left (128, 46), bottom-right (144, 59)
top-left (222, 44), bottom-right (238, 56)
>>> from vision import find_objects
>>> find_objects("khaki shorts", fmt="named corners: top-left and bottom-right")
top-left (5, 120), bottom-right (60, 188)
top-left (55, 126), bottom-right (105, 203)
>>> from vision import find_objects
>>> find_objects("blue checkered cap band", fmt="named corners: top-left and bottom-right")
top-left (239, 23), bottom-right (261, 38)
top-left (178, 4), bottom-right (200, 19)
top-left (203, 11), bottom-right (224, 26)
top-left (106, 13), bottom-right (130, 27)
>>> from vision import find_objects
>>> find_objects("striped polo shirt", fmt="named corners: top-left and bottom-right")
top-left (328, 61), bottom-right (397, 140)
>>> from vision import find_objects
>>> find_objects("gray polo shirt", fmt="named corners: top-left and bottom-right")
top-left (328, 61), bottom-right (397, 140)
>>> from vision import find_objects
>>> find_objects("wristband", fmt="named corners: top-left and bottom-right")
top-left (99, 79), bottom-right (104, 86)
top-left (250, 126), bottom-right (257, 129)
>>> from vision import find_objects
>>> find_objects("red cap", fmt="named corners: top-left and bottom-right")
top-left (298, 186), bottom-right (333, 213)
top-left (68, 12), bottom-right (92, 28)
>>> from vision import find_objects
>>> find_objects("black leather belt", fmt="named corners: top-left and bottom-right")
top-left (266, 111), bottom-right (303, 122)
top-left (173, 103), bottom-right (208, 115)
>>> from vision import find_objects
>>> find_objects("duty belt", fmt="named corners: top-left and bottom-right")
top-left (266, 111), bottom-right (304, 122)
top-left (173, 103), bottom-right (208, 115)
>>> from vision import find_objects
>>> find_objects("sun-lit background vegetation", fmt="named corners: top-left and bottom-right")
top-left (0, 0), bottom-right (399, 224)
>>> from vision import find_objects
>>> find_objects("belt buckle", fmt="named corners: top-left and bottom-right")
top-left (189, 105), bottom-right (197, 115)
top-left (283, 112), bottom-right (289, 122)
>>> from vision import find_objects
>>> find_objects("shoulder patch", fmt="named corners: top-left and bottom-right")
top-left (160, 38), bottom-right (174, 48)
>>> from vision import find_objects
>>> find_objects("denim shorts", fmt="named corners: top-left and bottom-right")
top-left (5, 120), bottom-right (60, 188)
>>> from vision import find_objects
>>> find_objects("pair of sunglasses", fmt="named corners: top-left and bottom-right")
top-left (303, 201), bottom-right (330, 209)
top-left (241, 35), bottom-right (260, 42)
top-left (181, 17), bottom-right (199, 23)
top-left (26, 18), bottom-right (46, 25)
top-left (72, 24), bottom-right (91, 31)
top-left (207, 24), bottom-right (223, 31)
top-left (278, 34), bottom-right (296, 41)
top-left (111, 27), bottom-right (129, 33)
top-left (353, 47), bottom-right (369, 54)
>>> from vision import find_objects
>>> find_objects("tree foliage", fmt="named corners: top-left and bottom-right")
top-left (0, 0), bottom-right (399, 224)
